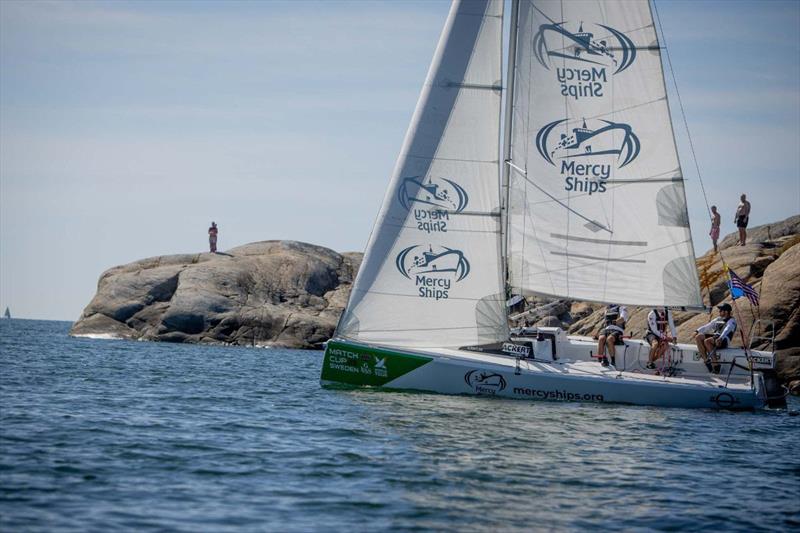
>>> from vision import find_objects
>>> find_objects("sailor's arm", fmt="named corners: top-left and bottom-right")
top-left (718, 319), bottom-right (736, 342)
top-left (668, 313), bottom-right (677, 339)
top-left (696, 320), bottom-right (715, 335)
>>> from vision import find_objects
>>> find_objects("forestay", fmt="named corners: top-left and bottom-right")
top-left (507, 0), bottom-right (703, 308)
top-left (337, 0), bottom-right (507, 348)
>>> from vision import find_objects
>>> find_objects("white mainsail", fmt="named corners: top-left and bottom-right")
top-left (337, 0), bottom-right (507, 348)
top-left (506, 0), bottom-right (703, 308)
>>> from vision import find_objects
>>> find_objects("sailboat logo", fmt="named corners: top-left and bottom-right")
top-left (464, 370), bottom-right (507, 395)
top-left (398, 176), bottom-right (469, 212)
top-left (396, 244), bottom-right (470, 281)
top-left (536, 118), bottom-right (641, 168)
top-left (533, 21), bottom-right (637, 74)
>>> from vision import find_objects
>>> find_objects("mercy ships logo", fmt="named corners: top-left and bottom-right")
top-left (533, 22), bottom-right (637, 100)
top-left (536, 118), bottom-right (641, 195)
top-left (398, 176), bottom-right (469, 234)
top-left (395, 244), bottom-right (470, 300)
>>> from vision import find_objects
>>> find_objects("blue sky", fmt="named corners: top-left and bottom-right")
top-left (1, 0), bottom-right (798, 320)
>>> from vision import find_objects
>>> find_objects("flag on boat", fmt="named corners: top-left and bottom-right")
top-left (726, 266), bottom-right (759, 306)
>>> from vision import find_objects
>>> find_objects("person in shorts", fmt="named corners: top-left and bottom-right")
top-left (734, 194), bottom-right (750, 246)
top-left (645, 307), bottom-right (677, 370)
top-left (694, 303), bottom-right (737, 373)
top-left (710, 205), bottom-right (721, 253)
top-left (596, 304), bottom-right (628, 367)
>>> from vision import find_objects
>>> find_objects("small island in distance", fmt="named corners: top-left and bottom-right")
top-left (70, 216), bottom-right (800, 392)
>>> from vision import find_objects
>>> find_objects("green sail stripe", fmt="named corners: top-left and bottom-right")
top-left (321, 341), bottom-right (433, 387)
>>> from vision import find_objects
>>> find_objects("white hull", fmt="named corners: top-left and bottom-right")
top-left (321, 330), bottom-right (776, 410)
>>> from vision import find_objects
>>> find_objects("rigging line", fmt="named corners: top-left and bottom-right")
top-left (652, 2), bottom-right (712, 227)
top-left (560, 0), bottom-right (571, 298)
top-left (508, 163), bottom-right (612, 234)
top-left (653, 0), bottom-right (730, 312)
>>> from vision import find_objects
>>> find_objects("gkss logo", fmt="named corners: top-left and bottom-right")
top-left (533, 22), bottom-right (637, 100)
top-left (395, 244), bottom-right (470, 300)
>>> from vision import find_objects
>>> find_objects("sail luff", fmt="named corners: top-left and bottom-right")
top-left (500, 0), bottom-right (521, 299)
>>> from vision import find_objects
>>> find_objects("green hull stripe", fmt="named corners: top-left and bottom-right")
top-left (321, 340), bottom-right (433, 387)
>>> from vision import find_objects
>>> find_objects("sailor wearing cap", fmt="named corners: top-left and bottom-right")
top-left (694, 303), bottom-right (737, 373)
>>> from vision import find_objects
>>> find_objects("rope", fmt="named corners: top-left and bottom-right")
top-left (653, 1), bottom-right (759, 355)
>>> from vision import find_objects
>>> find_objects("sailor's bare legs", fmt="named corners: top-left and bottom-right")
top-left (739, 227), bottom-right (746, 246)
top-left (597, 334), bottom-right (607, 358)
top-left (695, 333), bottom-right (708, 358)
top-left (606, 334), bottom-right (618, 364)
top-left (647, 339), bottom-right (662, 364)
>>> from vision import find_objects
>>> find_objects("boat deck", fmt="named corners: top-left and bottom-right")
top-left (425, 345), bottom-right (757, 392)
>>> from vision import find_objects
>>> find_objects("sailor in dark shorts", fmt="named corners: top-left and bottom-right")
top-left (596, 304), bottom-right (628, 367)
top-left (694, 303), bottom-right (737, 373)
top-left (734, 194), bottom-right (751, 246)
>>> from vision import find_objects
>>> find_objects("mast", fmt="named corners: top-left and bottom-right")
top-left (500, 0), bottom-right (520, 299)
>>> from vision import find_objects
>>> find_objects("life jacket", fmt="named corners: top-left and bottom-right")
top-left (712, 317), bottom-right (736, 341)
top-left (604, 305), bottom-right (624, 328)
top-left (648, 308), bottom-right (669, 336)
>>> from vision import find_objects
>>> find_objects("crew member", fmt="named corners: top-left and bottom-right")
top-left (597, 304), bottom-right (628, 367)
top-left (645, 307), bottom-right (677, 370)
top-left (694, 303), bottom-right (737, 374)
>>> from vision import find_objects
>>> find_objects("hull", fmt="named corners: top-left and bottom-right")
top-left (321, 338), bottom-right (767, 410)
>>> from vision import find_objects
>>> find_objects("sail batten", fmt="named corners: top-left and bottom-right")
top-left (507, 0), bottom-right (703, 308)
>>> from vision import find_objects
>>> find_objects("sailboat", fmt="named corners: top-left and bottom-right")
top-left (3, 307), bottom-right (10, 319)
top-left (320, 0), bottom-right (784, 409)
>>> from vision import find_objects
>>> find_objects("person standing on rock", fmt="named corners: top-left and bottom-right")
top-left (208, 222), bottom-right (218, 253)
top-left (735, 194), bottom-right (750, 246)
top-left (710, 205), bottom-right (721, 253)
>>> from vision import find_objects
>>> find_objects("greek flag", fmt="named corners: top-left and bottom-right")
top-left (727, 267), bottom-right (759, 306)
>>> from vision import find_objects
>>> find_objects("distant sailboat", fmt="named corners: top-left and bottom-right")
top-left (319, 0), bottom-right (784, 409)
top-left (3, 307), bottom-right (10, 319)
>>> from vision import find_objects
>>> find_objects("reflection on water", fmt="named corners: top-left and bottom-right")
top-left (1, 319), bottom-right (798, 531)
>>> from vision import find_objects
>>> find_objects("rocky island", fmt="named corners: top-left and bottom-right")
top-left (71, 241), bottom-right (361, 349)
top-left (71, 217), bottom-right (799, 389)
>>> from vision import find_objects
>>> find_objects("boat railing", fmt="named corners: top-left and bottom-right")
top-left (748, 319), bottom-right (776, 354)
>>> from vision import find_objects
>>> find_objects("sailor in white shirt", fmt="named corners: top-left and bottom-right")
top-left (597, 304), bottom-right (628, 367)
top-left (645, 307), bottom-right (677, 370)
top-left (694, 303), bottom-right (737, 373)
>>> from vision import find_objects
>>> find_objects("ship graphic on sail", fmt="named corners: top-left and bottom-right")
top-left (398, 176), bottom-right (468, 212)
top-left (396, 245), bottom-right (470, 281)
top-left (533, 22), bottom-right (637, 74)
top-left (536, 118), bottom-right (641, 168)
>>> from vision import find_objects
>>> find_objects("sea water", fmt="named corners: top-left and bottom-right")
top-left (1, 319), bottom-right (798, 531)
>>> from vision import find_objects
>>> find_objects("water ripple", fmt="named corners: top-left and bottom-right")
top-left (1, 319), bottom-right (798, 532)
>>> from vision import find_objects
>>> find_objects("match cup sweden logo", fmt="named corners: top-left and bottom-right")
top-left (533, 21), bottom-right (637, 74)
top-left (395, 244), bottom-right (470, 300)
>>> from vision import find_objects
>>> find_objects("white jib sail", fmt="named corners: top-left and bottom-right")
top-left (337, 0), bottom-right (507, 348)
top-left (507, 0), bottom-right (703, 308)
